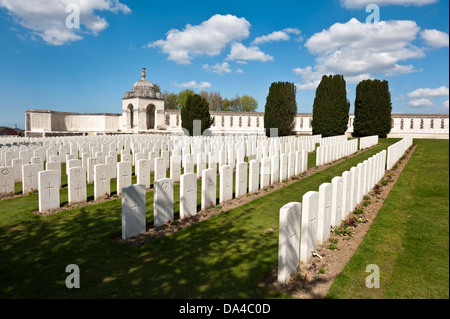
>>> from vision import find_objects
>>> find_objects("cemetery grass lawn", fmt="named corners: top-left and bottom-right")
top-left (0, 138), bottom-right (412, 299)
top-left (326, 139), bottom-right (449, 299)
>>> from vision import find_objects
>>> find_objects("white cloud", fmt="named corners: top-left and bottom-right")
top-left (294, 18), bottom-right (425, 90)
top-left (235, 68), bottom-right (245, 74)
top-left (148, 14), bottom-right (251, 65)
top-left (407, 86), bottom-right (449, 98)
top-left (443, 100), bottom-right (449, 109)
top-left (252, 28), bottom-right (301, 45)
top-left (340, 0), bottom-right (438, 9)
top-left (226, 42), bottom-right (273, 62)
top-left (172, 81), bottom-right (212, 89)
top-left (408, 98), bottom-right (434, 107)
top-left (420, 29), bottom-right (449, 49)
top-left (202, 62), bottom-right (232, 75)
top-left (0, 0), bottom-right (130, 45)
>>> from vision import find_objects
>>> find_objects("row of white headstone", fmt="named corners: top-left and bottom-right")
top-left (0, 134), bottom-right (322, 183)
top-left (121, 146), bottom-right (314, 240)
top-left (0, 137), bottom-right (314, 214)
top-left (315, 139), bottom-right (358, 167)
top-left (359, 135), bottom-right (379, 150)
top-left (386, 136), bottom-right (413, 170)
top-left (277, 139), bottom-right (409, 282)
top-left (319, 135), bottom-right (348, 146)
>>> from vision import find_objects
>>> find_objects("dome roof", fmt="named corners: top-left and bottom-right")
top-left (123, 68), bottom-right (163, 100)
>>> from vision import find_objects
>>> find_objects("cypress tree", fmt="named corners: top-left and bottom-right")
top-left (263, 82), bottom-right (297, 137)
top-left (353, 79), bottom-right (392, 138)
top-left (181, 94), bottom-right (214, 136)
top-left (311, 74), bottom-right (350, 137)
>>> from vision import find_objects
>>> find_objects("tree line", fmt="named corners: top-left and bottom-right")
top-left (263, 76), bottom-right (392, 138)
top-left (157, 87), bottom-right (258, 112)
top-left (163, 76), bottom-right (392, 138)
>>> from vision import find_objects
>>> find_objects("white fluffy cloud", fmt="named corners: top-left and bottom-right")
top-left (294, 18), bottom-right (426, 89)
top-left (340, 0), bottom-right (438, 9)
top-left (172, 81), bottom-right (212, 89)
top-left (226, 42), bottom-right (273, 62)
top-left (202, 62), bottom-right (232, 75)
top-left (252, 28), bottom-right (301, 45)
top-left (408, 98), bottom-right (434, 107)
top-left (406, 86), bottom-right (449, 109)
top-left (420, 29), bottom-right (449, 48)
top-left (148, 14), bottom-right (251, 65)
top-left (0, 0), bottom-right (130, 45)
top-left (407, 86), bottom-right (449, 98)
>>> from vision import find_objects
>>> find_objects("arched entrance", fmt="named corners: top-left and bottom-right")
top-left (147, 104), bottom-right (155, 129)
top-left (128, 104), bottom-right (134, 129)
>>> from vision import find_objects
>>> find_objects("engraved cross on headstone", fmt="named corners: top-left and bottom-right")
top-left (2, 181), bottom-right (10, 193)
top-left (45, 182), bottom-right (54, 197)
top-left (186, 183), bottom-right (195, 205)
top-left (74, 184), bottom-right (82, 197)
top-left (131, 201), bottom-right (141, 220)
top-left (27, 171), bottom-right (34, 184)
top-left (100, 175), bottom-right (107, 187)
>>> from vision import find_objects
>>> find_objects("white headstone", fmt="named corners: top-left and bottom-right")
top-left (46, 160), bottom-right (61, 189)
top-left (38, 170), bottom-right (60, 212)
top-left (87, 157), bottom-right (97, 184)
top-left (170, 156), bottom-right (181, 183)
top-left (117, 161), bottom-right (133, 195)
top-left (201, 168), bottom-right (216, 210)
top-left (288, 152), bottom-right (295, 178)
top-left (300, 191), bottom-right (319, 262)
top-left (122, 184), bottom-right (146, 240)
top-left (235, 162), bottom-right (248, 198)
top-left (196, 153), bottom-right (206, 179)
top-left (317, 182), bottom-right (333, 244)
top-left (0, 166), bottom-right (14, 197)
top-left (105, 155), bottom-right (117, 179)
top-left (219, 164), bottom-right (233, 204)
top-left (280, 154), bottom-right (288, 181)
top-left (136, 159), bottom-right (150, 189)
top-left (277, 202), bottom-right (301, 283)
top-left (341, 170), bottom-right (351, 220)
top-left (153, 178), bottom-right (174, 227)
top-left (154, 157), bottom-right (166, 181)
top-left (68, 166), bottom-right (87, 204)
top-left (271, 155), bottom-right (279, 184)
top-left (22, 163), bottom-right (40, 193)
top-left (248, 160), bottom-right (259, 193)
top-left (11, 158), bottom-right (23, 182)
top-left (330, 176), bottom-right (343, 227)
top-left (260, 157), bottom-right (270, 188)
top-left (180, 173), bottom-right (197, 219)
top-left (94, 164), bottom-right (111, 200)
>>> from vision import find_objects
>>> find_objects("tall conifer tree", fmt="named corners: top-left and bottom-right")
top-left (312, 74), bottom-right (350, 137)
top-left (264, 82), bottom-right (297, 137)
top-left (353, 79), bottom-right (392, 138)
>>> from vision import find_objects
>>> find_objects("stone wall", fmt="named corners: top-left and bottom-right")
top-left (26, 109), bottom-right (449, 138)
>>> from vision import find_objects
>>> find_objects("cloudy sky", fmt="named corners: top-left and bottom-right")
top-left (0, 0), bottom-right (448, 128)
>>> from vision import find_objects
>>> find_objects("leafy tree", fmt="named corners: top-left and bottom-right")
top-left (264, 82), bottom-right (297, 136)
top-left (163, 91), bottom-right (178, 110)
top-left (311, 74), bottom-right (350, 137)
top-left (177, 89), bottom-right (195, 110)
top-left (240, 95), bottom-right (258, 112)
top-left (181, 94), bottom-right (214, 136)
top-left (353, 79), bottom-right (392, 138)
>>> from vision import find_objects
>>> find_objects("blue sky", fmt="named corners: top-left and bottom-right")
top-left (0, 0), bottom-right (448, 129)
